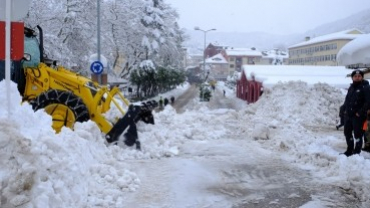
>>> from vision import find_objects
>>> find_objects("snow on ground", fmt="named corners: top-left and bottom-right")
top-left (1, 71), bottom-right (370, 207)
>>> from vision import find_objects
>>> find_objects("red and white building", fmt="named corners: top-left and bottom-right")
top-left (236, 70), bottom-right (263, 103)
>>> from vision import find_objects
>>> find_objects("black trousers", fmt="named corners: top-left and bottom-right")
top-left (344, 116), bottom-right (365, 152)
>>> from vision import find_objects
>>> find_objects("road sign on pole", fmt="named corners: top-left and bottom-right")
top-left (90, 61), bottom-right (104, 75)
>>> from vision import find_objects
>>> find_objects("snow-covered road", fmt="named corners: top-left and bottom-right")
top-left (121, 84), bottom-right (363, 208)
top-left (2, 81), bottom-right (370, 208)
top-left (123, 131), bottom-right (360, 208)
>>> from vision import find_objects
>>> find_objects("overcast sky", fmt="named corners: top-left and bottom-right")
top-left (168, 0), bottom-right (370, 35)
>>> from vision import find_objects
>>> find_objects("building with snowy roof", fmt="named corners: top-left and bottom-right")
top-left (260, 49), bottom-right (289, 65)
top-left (220, 47), bottom-right (263, 72)
top-left (288, 29), bottom-right (364, 66)
top-left (204, 43), bottom-right (230, 59)
top-left (204, 53), bottom-right (229, 81)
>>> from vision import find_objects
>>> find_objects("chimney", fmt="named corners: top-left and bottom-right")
top-left (305, 36), bottom-right (310, 41)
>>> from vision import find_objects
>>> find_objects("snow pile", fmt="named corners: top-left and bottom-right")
top-left (235, 81), bottom-right (370, 205)
top-left (3, 78), bottom-right (370, 207)
top-left (0, 82), bottom-right (141, 207)
top-left (0, 81), bottom-right (234, 208)
top-left (247, 81), bottom-right (345, 126)
top-left (337, 33), bottom-right (370, 65)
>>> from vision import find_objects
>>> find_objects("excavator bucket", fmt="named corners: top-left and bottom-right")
top-left (105, 100), bottom-right (158, 148)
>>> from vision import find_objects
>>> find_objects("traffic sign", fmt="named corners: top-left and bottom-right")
top-left (90, 61), bottom-right (104, 75)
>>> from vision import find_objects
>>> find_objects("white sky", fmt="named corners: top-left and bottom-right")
top-left (167, 0), bottom-right (370, 34)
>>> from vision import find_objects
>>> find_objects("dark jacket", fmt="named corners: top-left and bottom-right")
top-left (339, 104), bottom-right (344, 118)
top-left (343, 80), bottom-right (370, 118)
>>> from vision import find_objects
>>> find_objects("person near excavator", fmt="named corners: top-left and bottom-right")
top-left (341, 70), bottom-right (370, 156)
top-left (170, 96), bottom-right (175, 104)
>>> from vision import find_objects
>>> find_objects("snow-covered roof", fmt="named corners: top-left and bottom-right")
top-left (261, 49), bottom-right (289, 59)
top-left (337, 33), bottom-right (370, 66)
top-left (205, 53), bottom-right (228, 64)
top-left (288, 29), bottom-right (364, 49)
top-left (224, 47), bottom-right (262, 57)
top-left (241, 65), bottom-right (351, 87)
top-left (209, 42), bottom-right (229, 48)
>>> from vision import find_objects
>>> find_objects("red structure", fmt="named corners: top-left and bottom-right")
top-left (0, 21), bottom-right (24, 61)
top-left (236, 70), bottom-right (263, 103)
top-left (205, 43), bottom-right (226, 59)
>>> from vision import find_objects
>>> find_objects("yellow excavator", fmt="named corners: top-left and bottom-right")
top-left (0, 24), bottom-right (157, 149)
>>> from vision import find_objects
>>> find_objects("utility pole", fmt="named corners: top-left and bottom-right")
top-left (97, 0), bottom-right (101, 84)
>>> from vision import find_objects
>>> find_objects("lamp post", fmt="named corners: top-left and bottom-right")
top-left (194, 27), bottom-right (216, 102)
top-left (194, 27), bottom-right (216, 76)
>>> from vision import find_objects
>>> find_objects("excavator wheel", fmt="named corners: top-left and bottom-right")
top-left (31, 90), bottom-right (90, 133)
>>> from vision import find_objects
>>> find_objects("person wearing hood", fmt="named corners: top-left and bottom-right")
top-left (341, 70), bottom-right (370, 156)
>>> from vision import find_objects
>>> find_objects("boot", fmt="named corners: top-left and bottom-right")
top-left (343, 150), bottom-right (353, 157)
top-left (353, 138), bottom-right (363, 155)
top-left (342, 137), bottom-right (354, 157)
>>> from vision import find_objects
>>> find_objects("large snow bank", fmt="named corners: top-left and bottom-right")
top-left (337, 33), bottom-right (370, 66)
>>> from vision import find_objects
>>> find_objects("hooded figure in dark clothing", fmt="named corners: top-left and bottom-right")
top-left (341, 70), bottom-right (370, 156)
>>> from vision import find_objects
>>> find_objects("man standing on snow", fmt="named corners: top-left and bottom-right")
top-left (341, 70), bottom-right (370, 156)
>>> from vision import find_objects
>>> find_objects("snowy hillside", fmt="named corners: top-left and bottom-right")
top-left (184, 8), bottom-right (370, 54)
top-left (305, 8), bottom-right (370, 37)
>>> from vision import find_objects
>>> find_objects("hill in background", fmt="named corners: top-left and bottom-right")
top-left (184, 8), bottom-right (370, 54)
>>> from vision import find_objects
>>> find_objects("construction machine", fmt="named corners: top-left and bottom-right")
top-left (0, 23), bottom-right (157, 149)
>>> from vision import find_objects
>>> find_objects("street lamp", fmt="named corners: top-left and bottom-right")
top-left (194, 27), bottom-right (216, 102)
top-left (194, 27), bottom-right (216, 76)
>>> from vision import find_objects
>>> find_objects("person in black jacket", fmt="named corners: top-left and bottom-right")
top-left (164, 97), bottom-right (169, 106)
top-left (341, 70), bottom-right (370, 156)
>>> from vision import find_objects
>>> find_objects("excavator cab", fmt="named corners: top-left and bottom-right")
top-left (23, 27), bottom-right (41, 68)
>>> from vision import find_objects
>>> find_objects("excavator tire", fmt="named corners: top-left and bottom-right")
top-left (31, 89), bottom-right (90, 132)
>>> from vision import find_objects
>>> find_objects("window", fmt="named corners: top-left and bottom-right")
top-left (230, 64), bottom-right (234, 68)
top-left (230, 57), bottom-right (235, 61)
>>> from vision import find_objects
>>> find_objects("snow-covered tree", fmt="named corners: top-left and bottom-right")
top-left (22, 0), bottom-right (186, 80)
top-left (25, 0), bottom-right (98, 68)
top-left (105, 0), bottom-right (147, 78)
